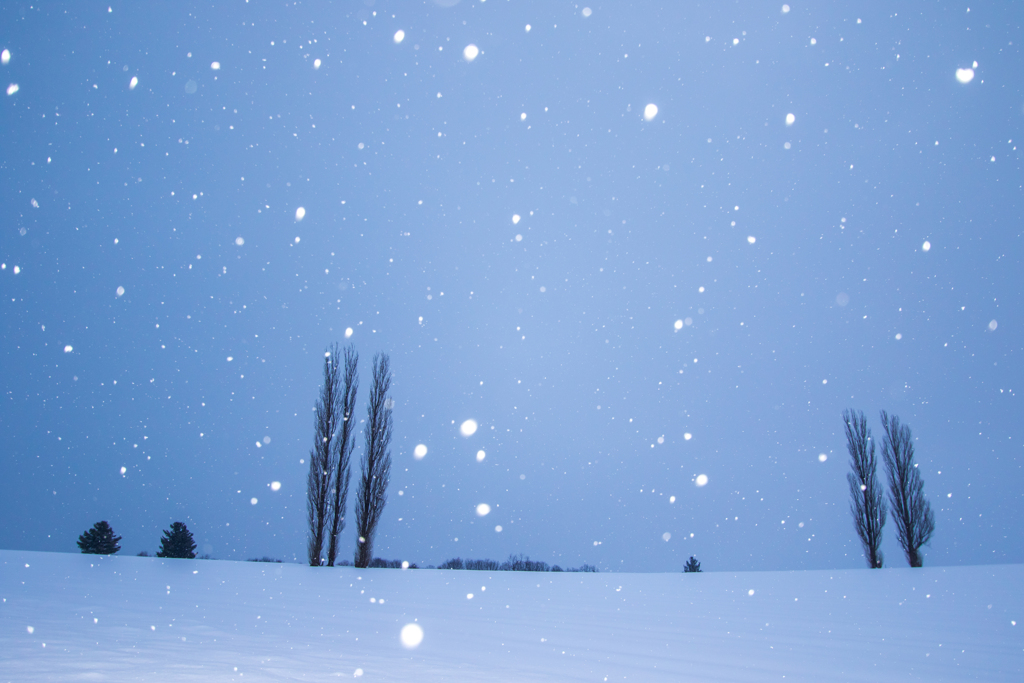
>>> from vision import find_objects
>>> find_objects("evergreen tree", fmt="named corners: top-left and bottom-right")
top-left (157, 522), bottom-right (197, 559)
top-left (77, 521), bottom-right (122, 555)
top-left (683, 556), bottom-right (702, 573)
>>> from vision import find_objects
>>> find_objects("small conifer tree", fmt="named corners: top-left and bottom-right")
top-left (156, 522), bottom-right (197, 559)
top-left (77, 521), bottom-right (122, 555)
top-left (683, 556), bottom-right (702, 573)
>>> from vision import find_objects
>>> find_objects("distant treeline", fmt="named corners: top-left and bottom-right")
top-left (438, 553), bottom-right (598, 573)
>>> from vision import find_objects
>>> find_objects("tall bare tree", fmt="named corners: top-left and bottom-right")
top-left (880, 411), bottom-right (935, 567)
top-left (326, 346), bottom-right (359, 567)
top-left (354, 352), bottom-right (393, 568)
top-left (306, 344), bottom-right (343, 567)
top-left (843, 409), bottom-right (886, 568)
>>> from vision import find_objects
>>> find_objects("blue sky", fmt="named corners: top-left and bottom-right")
top-left (1, 0), bottom-right (1021, 571)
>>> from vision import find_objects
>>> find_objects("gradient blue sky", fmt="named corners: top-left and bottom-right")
top-left (2, 0), bottom-right (1021, 571)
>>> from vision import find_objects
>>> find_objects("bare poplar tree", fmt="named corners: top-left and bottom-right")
top-left (354, 352), bottom-right (393, 568)
top-left (325, 346), bottom-right (359, 567)
top-left (880, 411), bottom-right (935, 567)
top-left (306, 344), bottom-right (343, 567)
top-left (843, 409), bottom-right (886, 568)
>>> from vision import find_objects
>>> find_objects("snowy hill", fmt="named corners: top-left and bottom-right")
top-left (1, 550), bottom-right (1021, 681)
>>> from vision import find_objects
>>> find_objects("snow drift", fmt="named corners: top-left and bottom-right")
top-left (1, 550), bottom-right (1020, 681)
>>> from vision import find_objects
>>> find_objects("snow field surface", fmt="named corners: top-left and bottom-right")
top-left (1, 551), bottom-right (1021, 681)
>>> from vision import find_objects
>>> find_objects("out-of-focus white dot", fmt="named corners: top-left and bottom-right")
top-left (990, 156), bottom-right (996, 162)
top-left (822, 379), bottom-right (828, 385)
top-left (895, 333), bottom-right (902, 340)
top-left (400, 623), bottom-right (424, 648)
top-left (294, 236), bottom-right (301, 243)
top-left (781, 4), bottom-right (790, 12)
top-left (120, 466), bottom-right (127, 474)
top-left (747, 236), bottom-right (757, 244)
top-left (414, 444), bottom-right (428, 459)
top-left (525, 24), bottom-right (532, 32)
top-left (582, 7), bottom-right (592, 17)
top-left (1, 49), bottom-right (9, 65)
top-left (345, 327), bottom-right (353, 338)
top-left (513, 214), bottom-right (521, 224)
top-left (26, 626), bottom-right (34, 634)
top-left (705, 36), bottom-right (711, 42)
top-left (295, 207), bottom-right (306, 221)
top-left (674, 319), bottom-right (683, 330)
top-left (818, 454), bottom-right (828, 462)
top-left (698, 286), bottom-right (704, 293)
top-left (463, 44), bottom-right (479, 62)
top-left (354, 668), bottom-right (364, 677)
top-left (64, 345), bottom-right (73, 353)
top-left (476, 503), bottom-right (491, 516)
top-left (695, 474), bottom-right (708, 487)
top-left (437, 92), bottom-right (442, 98)
top-left (235, 236), bottom-right (245, 246)
top-left (956, 68), bottom-right (975, 84)
top-left (466, 593), bottom-right (474, 599)
top-left (519, 474), bottom-right (526, 480)
top-left (476, 450), bottom-right (486, 462)
top-left (7, 83), bottom-right (19, 96)
top-left (786, 113), bottom-right (795, 126)
top-left (706, 256), bottom-right (713, 262)
top-left (210, 61), bottom-right (221, 70)
top-left (669, 495), bottom-right (676, 503)
top-left (271, 481), bottom-right (281, 491)
top-left (495, 525), bottom-right (503, 532)
top-left (393, 30), bottom-right (405, 44)
top-left (313, 58), bottom-right (321, 69)
top-left (460, 419), bottom-right (478, 437)
top-left (922, 240), bottom-right (931, 252)
top-left (539, 286), bottom-right (546, 293)
top-left (129, 76), bottom-right (138, 90)
top-left (748, 589), bottom-right (756, 595)
top-left (684, 433), bottom-right (692, 440)
top-left (116, 286), bottom-right (125, 297)
top-left (226, 356), bottom-right (233, 362)
top-left (357, 142), bottom-right (365, 150)
top-left (515, 234), bottom-right (523, 242)
top-left (662, 532), bottom-right (671, 542)
top-left (988, 319), bottom-right (998, 331)
top-left (784, 141), bottom-right (792, 149)
top-left (643, 103), bottom-right (658, 121)
top-left (250, 498), bottom-right (258, 505)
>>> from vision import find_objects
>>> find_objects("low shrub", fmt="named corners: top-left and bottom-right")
top-left (438, 554), bottom-right (596, 573)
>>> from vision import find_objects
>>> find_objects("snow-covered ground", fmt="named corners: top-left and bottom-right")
top-left (1, 550), bottom-right (1020, 681)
